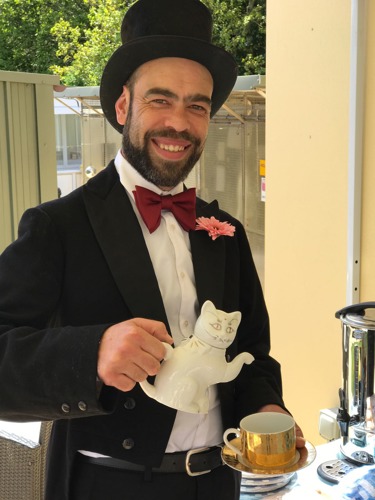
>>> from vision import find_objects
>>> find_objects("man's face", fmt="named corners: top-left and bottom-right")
top-left (115, 58), bottom-right (213, 189)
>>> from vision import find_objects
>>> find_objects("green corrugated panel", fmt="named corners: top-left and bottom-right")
top-left (0, 71), bottom-right (59, 252)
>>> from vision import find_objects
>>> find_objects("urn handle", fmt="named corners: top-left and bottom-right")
top-left (335, 301), bottom-right (375, 319)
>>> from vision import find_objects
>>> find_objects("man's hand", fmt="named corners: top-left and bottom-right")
top-left (97, 318), bottom-right (173, 392)
top-left (258, 404), bottom-right (306, 449)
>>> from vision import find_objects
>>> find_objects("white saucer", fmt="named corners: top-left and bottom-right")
top-left (240, 474), bottom-right (299, 497)
top-left (241, 471), bottom-right (295, 485)
top-left (222, 438), bottom-right (316, 476)
top-left (241, 473), bottom-right (296, 494)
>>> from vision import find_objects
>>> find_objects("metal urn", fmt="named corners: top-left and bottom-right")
top-left (336, 302), bottom-right (375, 465)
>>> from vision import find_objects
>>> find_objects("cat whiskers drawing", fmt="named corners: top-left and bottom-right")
top-left (139, 300), bottom-right (254, 413)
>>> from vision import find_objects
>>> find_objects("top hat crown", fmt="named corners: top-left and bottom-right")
top-left (100, 0), bottom-right (238, 133)
top-left (121, 0), bottom-right (212, 42)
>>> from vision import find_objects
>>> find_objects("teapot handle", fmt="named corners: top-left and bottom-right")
top-left (335, 301), bottom-right (375, 319)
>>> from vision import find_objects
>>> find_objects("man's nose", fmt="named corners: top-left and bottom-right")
top-left (163, 107), bottom-right (190, 132)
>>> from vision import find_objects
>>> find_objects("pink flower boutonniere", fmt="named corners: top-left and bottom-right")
top-left (195, 216), bottom-right (236, 241)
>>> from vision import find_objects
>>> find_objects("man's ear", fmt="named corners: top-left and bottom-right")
top-left (115, 86), bottom-right (130, 126)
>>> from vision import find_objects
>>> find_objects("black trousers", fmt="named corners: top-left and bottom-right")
top-left (70, 457), bottom-right (241, 500)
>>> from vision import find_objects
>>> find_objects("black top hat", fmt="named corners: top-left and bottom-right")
top-left (100, 0), bottom-right (238, 133)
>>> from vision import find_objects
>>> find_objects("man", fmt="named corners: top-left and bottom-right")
top-left (0, 1), bottom-right (304, 499)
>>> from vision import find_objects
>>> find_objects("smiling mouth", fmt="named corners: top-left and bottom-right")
top-left (159, 143), bottom-right (186, 152)
top-left (152, 138), bottom-right (191, 154)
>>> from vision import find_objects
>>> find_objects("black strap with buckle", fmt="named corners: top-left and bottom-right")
top-left (78, 446), bottom-right (223, 477)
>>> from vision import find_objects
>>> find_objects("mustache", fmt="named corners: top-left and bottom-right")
top-left (144, 128), bottom-right (201, 146)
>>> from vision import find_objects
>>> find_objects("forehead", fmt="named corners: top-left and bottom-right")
top-left (133, 57), bottom-right (214, 95)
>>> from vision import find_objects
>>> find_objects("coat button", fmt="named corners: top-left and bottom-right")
top-left (124, 398), bottom-right (136, 410)
top-left (78, 401), bottom-right (87, 412)
top-left (122, 438), bottom-right (134, 450)
top-left (61, 403), bottom-right (71, 414)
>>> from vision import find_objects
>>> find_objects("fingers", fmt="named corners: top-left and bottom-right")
top-left (97, 318), bottom-right (173, 392)
top-left (257, 404), bottom-right (306, 448)
top-left (295, 424), bottom-right (306, 448)
top-left (132, 317), bottom-right (173, 345)
top-left (296, 435), bottom-right (306, 448)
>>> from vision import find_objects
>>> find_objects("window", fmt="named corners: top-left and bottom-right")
top-left (55, 114), bottom-right (82, 171)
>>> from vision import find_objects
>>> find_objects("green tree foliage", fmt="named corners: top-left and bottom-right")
top-left (203, 0), bottom-right (266, 75)
top-left (0, 0), bottom-right (265, 84)
top-left (50, 0), bottom-right (134, 86)
top-left (0, 0), bottom-right (89, 73)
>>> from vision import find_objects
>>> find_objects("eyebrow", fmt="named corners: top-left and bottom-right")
top-left (144, 87), bottom-right (212, 107)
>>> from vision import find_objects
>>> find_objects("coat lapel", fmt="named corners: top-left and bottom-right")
top-left (190, 198), bottom-right (226, 310)
top-left (82, 163), bottom-right (170, 329)
top-left (82, 162), bottom-right (226, 324)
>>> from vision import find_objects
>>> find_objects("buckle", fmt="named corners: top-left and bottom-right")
top-left (185, 447), bottom-right (211, 477)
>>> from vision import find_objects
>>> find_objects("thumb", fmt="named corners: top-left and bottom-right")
top-left (132, 317), bottom-right (173, 344)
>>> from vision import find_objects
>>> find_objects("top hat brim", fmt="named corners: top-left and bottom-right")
top-left (100, 35), bottom-right (238, 134)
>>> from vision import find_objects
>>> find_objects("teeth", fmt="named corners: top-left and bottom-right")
top-left (159, 143), bottom-right (185, 152)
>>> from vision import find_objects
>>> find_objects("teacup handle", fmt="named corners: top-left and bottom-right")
top-left (223, 428), bottom-right (241, 456)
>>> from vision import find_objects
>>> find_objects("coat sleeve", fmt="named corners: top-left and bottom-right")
top-left (228, 220), bottom-right (287, 422)
top-left (0, 207), bottom-right (114, 422)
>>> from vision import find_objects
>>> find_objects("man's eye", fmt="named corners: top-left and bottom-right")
top-left (190, 104), bottom-right (209, 114)
top-left (152, 99), bottom-right (168, 105)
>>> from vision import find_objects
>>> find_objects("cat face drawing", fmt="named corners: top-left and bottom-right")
top-left (139, 300), bottom-right (254, 413)
top-left (194, 300), bottom-right (241, 348)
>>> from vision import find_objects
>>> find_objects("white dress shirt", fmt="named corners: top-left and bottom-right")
top-left (114, 150), bottom-right (223, 452)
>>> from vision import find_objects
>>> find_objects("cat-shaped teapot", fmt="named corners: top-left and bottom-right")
top-left (139, 300), bottom-right (254, 413)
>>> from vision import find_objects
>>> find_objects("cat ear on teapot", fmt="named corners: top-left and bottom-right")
top-left (229, 309), bottom-right (242, 326)
top-left (201, 300), bottom-right (216, 315)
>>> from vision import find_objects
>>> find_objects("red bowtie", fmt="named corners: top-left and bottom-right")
top-left (133, 185), bottom-right (197, 233)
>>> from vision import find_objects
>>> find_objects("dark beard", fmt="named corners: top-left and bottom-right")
top-left (122, 116), bottom-right (204, 188)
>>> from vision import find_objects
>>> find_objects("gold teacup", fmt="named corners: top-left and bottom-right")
top-left (223, 412), bottom-right (296, 468)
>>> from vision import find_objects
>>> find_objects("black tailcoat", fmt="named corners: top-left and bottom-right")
top-left (0, 162), bottom-right (285, 499)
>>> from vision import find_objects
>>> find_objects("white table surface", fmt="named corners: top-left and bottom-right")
top-left (239, 440), bottom-right (345, 499)
top-left (0, 420), bottom-right (41, 446)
